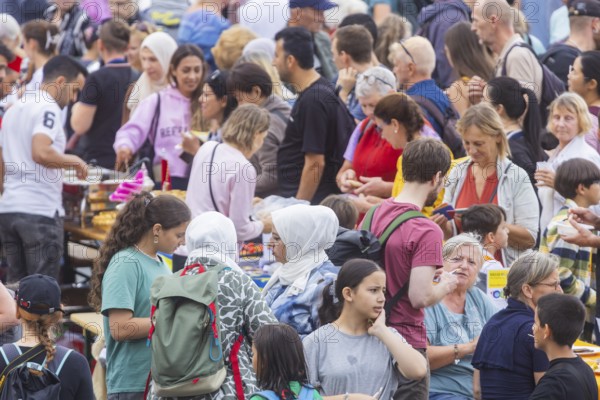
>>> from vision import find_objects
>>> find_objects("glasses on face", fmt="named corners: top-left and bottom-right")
top-left (399, 41), bottom-right (417, 65)
top-left (359, 74), bottom-right (395, 90)
top-left (533, 280), bottom-right (561, 290)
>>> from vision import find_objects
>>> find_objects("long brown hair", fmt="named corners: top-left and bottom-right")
top-left (19, 309), bottom-right (63, 367)
top-left (22, 20), bottom-right (59, 84)
top-left (89, 192), bottom-right (191, 311)
top-left (444, 22), bottom-right (494, 81)
top-left (168, 44), bottom-right (206, 131)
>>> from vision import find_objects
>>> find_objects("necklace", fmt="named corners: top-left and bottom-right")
top-left (134, 244), bottom-right (159, 261)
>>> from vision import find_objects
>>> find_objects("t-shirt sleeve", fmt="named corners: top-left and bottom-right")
top-left (343, 123), bottom-right (363, 162)
top-left (78, 73), bottom-right (101, 106)
top-left (409, 223), bottom-right (444, 268)
top-left (100, 259), bottom-right (140, 316)
top-left (60, 351), bottom-right (95, 400)
top-left (302, 332), bottom-right (322, 390)
top-left (529, 373), bottom-right (569, 400)
top-left (31, 104), bottom-right (62, 142)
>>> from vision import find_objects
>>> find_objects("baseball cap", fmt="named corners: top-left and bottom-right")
top-left (568, 0), bottom-right (600, 17)
top-left (16, 274), bottom-right (63, 315)
top-left (289, 0), bottom-right (337, 11)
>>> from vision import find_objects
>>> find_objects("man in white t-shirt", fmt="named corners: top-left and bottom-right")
top-left (0, 55), bottom-right (88, 283)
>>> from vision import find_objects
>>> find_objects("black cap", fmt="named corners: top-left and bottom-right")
top-left (16, 274), bottom-right (63, 315)
top-left (569, 0), bottom-right (600, 17)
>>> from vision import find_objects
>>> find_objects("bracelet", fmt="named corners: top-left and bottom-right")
top-left (453, 344), bottom-right (460, 365)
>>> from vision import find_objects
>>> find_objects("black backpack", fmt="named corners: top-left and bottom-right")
top-left (411, 95), bottom-right (466, 159)
top-left (326, 227), bottom-right (382, 266)
top-left (540, 43), bottom-right (581, 86)
top-left (361, 206), bottom-right (426, 321)
top-left (501, 42), bottom-right (566, 125)
top-left (0, 344), bottom-right (72, 400)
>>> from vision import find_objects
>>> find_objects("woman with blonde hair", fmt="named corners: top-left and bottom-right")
top-left (211, 25), bottom-right (258, 71)
top-left (442, 103), bottom-right (539, 267)
top-left (186, 104), bottom-right (273, 240)
top-left (127, 21), bottom-right (157, 73)
top-left (535, 92), bottom-right (600, 230)
top-left (121, 31), bottom-right (178, 124)
top-left (472, 252), bottom-right (562, 400)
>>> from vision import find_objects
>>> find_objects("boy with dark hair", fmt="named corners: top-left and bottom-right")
top-left (0, 55), bottom-right (88, 282)
top-left (70, 19), bottom-right (136, 169)
top-left (530, 293), bottom-right (598, 400)
top-left (540, 158), bottom-right (600, 336)
top-left (461, 204), bottom-right (509, 292)
top-left (274, 27), bottom-right (355, 204)
top-left (363, 138), bottom-right (456, 398)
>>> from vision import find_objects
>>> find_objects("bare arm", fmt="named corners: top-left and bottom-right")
top-left (0, 283), bottom-right (19, 333)
top-left (507, 223), bottom-right (536, 249)
top-left (70, 102), bottom-right (97, 136)
top-left (296, 153), bottom-right (325, 202)
top-left (107, 309), bottom-right (151, 342)
top-left (473, 368), bottom-right (481, 400)
top-left (32, 135), bottom-right (87, 178)
top-left (408, 267), bottom-right (457, 309)
top-left (427, 337), bottom-right (478, 370)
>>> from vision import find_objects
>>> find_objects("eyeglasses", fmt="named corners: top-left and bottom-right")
top-left (399, 41), bottom-right (417, 65)
top-left (532, 280), bottom-right (561, 290)
top-left (359, 74), bottom-right (395, 90)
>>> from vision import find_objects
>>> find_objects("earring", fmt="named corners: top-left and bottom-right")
top-left (153, 235), bottom-right (159, 244)
top-left (394, 129), bottom-right (398, 134)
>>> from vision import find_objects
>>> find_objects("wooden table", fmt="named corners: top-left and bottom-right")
top-left (63, 222), bottom-right (107, 283)
top-left (64, 222), bottom-right (108, 242)
top-left (70, 312), bottom-right (103, 363)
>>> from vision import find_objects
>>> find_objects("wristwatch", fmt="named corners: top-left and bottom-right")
top-left (454, 344), bottom-right (460, 365)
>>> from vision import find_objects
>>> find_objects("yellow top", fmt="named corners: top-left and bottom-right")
top-left (391, 149), bottom-right (466, 216)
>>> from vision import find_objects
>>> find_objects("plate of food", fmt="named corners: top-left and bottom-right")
top-left (573, 346), bottom-right (600, 356)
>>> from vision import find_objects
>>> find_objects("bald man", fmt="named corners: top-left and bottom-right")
top-left (388, 36), bottom-right (453, 139)
top-left (471, 0), bottom-right (543, 102)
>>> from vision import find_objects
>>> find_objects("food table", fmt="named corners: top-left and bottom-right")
top-left (574, 339), bottom-right (600, 397)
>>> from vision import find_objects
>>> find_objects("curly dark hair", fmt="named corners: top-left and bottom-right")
top-left (88, 192), bottom-right (191, 311)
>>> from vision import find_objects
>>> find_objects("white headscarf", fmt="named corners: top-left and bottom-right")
top-left (242, 38), bottom-right (275, 60)
top-left (263, 205), bottom-right (339, 296)
top-left (185, 212), bottom-right (242, 272)
top-left (127, 32), bottom-right (178, 113)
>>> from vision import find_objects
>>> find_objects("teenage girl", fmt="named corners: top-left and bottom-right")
top-left (89, 192), bottom-right (191, 399)
top-left (251, 323), bottom-right (321, 400)
top-left (303, 259), bottom-right (428, 400)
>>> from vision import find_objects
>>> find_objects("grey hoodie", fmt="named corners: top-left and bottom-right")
top-left (251, 95), bottom-right (291, 198)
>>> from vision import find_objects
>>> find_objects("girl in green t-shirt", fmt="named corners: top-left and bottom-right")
top-left (89, 192), bottom-right (191, 397)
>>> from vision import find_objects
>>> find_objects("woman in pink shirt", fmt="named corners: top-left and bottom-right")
top-left (186, 104), bottom-right (273, 240)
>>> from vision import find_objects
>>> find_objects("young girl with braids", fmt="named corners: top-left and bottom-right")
top-left (302, 259), bottom-right (427, 400)
top-left (0, 274), bottom-right (93, 399)
top-left (89, 192), bottom-right (191, 399)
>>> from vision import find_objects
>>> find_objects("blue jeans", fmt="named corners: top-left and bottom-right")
top-left (429, 392), bottom-right (472, 400)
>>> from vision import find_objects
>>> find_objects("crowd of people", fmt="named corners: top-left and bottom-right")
top-left (2, 0), bottom-right (600, 399)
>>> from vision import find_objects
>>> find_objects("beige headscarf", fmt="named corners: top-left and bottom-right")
top-left (127, 32), bottom-right (177, 113)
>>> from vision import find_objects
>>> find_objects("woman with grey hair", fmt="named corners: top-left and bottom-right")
top-left (425, 233), bottom-right (498, 400)
top-left (472, 252), bottom-right (562, 400)
top-left (336, 66), bottom-right (400, 201)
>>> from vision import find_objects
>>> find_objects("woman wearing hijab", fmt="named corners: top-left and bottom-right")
top-left (263, 204), bottom-right (340, 337)
top-left (121, 31), bottom-right (178, 124)
top-left (149, 211), bottom-right (280, 400)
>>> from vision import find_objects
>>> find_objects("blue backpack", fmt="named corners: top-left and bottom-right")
top-left (253, 385), bottom-right (316, 400)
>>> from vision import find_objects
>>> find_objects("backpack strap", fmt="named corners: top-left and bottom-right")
top-left (379, 210), bottom-right (426, 247)
top-left (298, 385), bottom-right (316, 400)
top-left (0, 344), bottom-right (46, 391)
top-left (230, 333), bottom-right (245, 400)
top-left (501, 42), bottom-right (538, 76)
top-left (411, 94), bottom-right (454, 132)
top-left (47, 346), bottom-right (73, 376)
top-left (361, 205), bottom-right (379, 232)
top-left (252, 390), bottom-right (281, 400)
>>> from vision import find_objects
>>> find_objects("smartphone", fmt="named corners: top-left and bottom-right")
top-left (433, 203), bottom-right (455, 220)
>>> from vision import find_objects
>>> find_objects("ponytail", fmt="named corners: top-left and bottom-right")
top-left (520, 87), bottom-right (546, 162)
top-left (318, 281), bottom-right (343, 325)
top-left (89, 192), bottom-right (191, 311)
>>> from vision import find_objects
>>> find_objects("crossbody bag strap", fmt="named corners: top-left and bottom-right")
top-left (149, 93), bottom-right (161, 146)
top-left (208, 143), bottom-right (221, 212)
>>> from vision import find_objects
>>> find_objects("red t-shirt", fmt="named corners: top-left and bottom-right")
top-left (353, 119), bottom-right (402, 183)
top-left (368, 198), bottom-right (443, 349)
